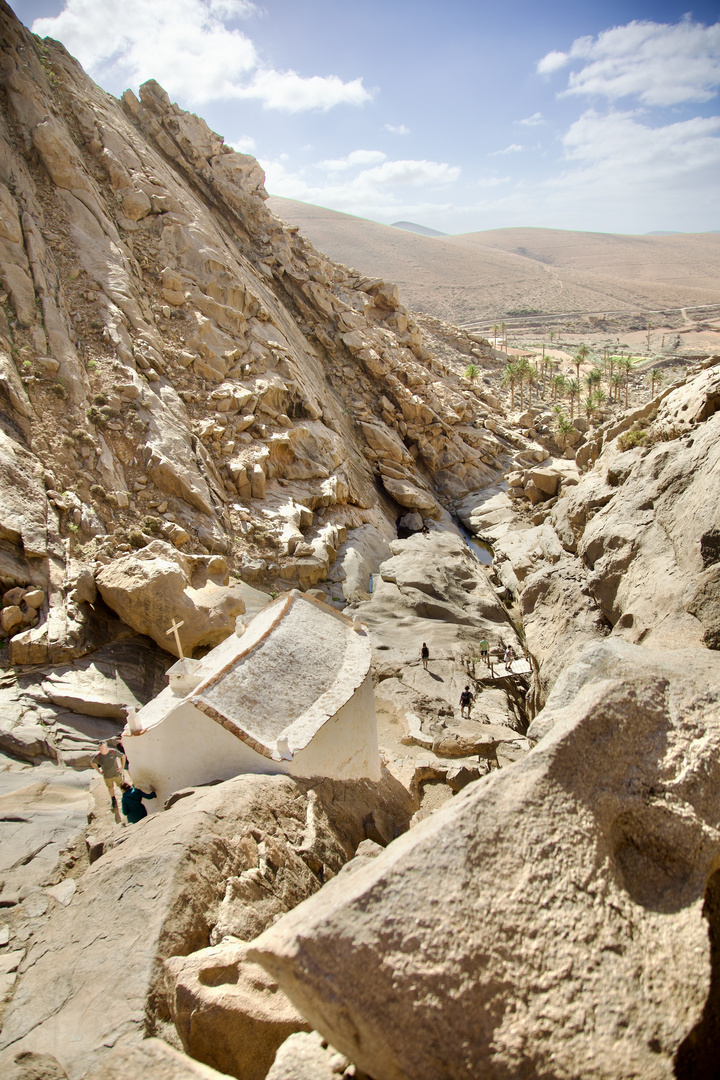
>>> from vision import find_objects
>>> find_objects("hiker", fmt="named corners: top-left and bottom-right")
top-left (91, 741), bottom-right (126, 809)
top-left (460, 685), bottom-right (475, 718)
top-left (480, 639), bottom-right (489, 664)
top-left (504, 645), bottom-right (514, 668)
top-left (421, 642), bottom-right (429, 670)
top-left (120, 781), bottom-right (157, 825)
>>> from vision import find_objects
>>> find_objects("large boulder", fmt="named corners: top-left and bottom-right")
top-left (0, 772), bottom-right (412, 1080)
top-left (165, 940), bottom-right (309, 1080)
top-left (381, 477), bottom-right (441, 518)
top-left (95, 541), bottom-right (246, 657)
top-left (249, 641), bottom-right (720, 1080)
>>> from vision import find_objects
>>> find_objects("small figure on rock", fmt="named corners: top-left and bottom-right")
top-left (91, 741), bottom-right (126, 809)
top-left (504, 645), bottom-right (514, 669)
top-left (421, 524), bottom-right (429, 537)
top-left (460, 685), bottom-right (475, 718)
top-left (421, 642), bottom-right (430, 671)
top-left (120, 782), bottom-right (157, 824)
top-left (480, 639), bottom-right (489, 665)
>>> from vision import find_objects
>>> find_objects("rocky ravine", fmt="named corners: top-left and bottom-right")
top-left (0, 3), bottom-right (719, 1079)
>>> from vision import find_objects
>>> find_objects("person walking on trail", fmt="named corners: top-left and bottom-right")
top-left (460, 685), bottom-right (475, 718)
top-left (120, 782), bottom-right (156, 824)
top-left (480, 639), bottom-right (489, 665)
top-left (91, 741), bottom-right (126, 808)
top-left (504, 645), bottom-right (514, 669)
top-left (421, 642), bottom-right (429, 670)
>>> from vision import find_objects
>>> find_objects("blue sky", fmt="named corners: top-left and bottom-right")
top-left (10, 1), bottom-right (720, 234)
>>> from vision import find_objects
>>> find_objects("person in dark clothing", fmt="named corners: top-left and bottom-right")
top-left (120, 782), bottom-right (156, 824)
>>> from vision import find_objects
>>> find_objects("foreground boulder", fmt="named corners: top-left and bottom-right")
top-left (165, 941), bottom-right (309, 1080)
top-left (249, 641), bottom-right (720, 1080)
top-left (95, 542), bottom-right (245, 656)
top-left (0, 773), bottom-right (412, 1079)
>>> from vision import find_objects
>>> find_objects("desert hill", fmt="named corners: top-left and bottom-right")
top-left (268, 197), bottom-right (720, 328)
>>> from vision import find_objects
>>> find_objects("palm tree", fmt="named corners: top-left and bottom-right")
top-left (649, 367), bottom-right (664, 397)
top-left (492, 324), bottom-right (499, 348)
top-left (587, 367), bottom-right (603, 391)
top-left (465, 363), bottom-right (480, 383)
top-left (550, 373), bottom-right (566, 402)
top-left (593, 387), bottom-right (607, 409)
top-left (584, 395), bottom-right (595, 421)
top-left (574, 343), bottom-right (590, 382)
top-left (566, 377), bottom-right (580, 420)
top-left (501, 362), bottom-right (519, 409)
top-left (611, 372), bottom-right (624, 403)
top-left (555, 411), bottom-right (575, 448)
top-left (621, 355), bottom-right (633, 407)
top-left (500, 322), bottom-right (507, 351)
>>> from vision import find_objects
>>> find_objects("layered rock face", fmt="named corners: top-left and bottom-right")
top-left (0, 0), bottom-right (524, 672)
top-left (458, 358), bottom-right (720, 712)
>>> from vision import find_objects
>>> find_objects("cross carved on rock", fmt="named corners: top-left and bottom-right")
top-left (166, 619), bottom-right (185, 659)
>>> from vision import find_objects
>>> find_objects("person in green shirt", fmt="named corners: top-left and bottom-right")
top-left (480, 639), bottom-right (489, 665)
top-left (120, 782), bottom-right (157, 824)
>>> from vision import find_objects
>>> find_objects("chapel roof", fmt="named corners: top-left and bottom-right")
top-left (187, 590), bottom-right (371, 757)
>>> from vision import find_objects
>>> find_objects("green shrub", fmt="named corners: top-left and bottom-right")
top-left (618, 429), bottom-right (650, 451)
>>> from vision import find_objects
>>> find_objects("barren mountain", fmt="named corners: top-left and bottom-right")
top-left (268, 197), bottom-right (720, 327)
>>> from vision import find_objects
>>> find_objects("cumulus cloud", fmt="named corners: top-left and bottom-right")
top-left (519, 112), bottom-right (545, 126)
top-left (263, 151), bottom-right (460, 219)
top-left (561, 109), bottom-right (720, 178)
top-left (490, 144), bottom-right (524, 155)
top-left (537, 51), bottom-right (569, 76)
top-left (230, 134), bottom-right (257, 153)
top-left (32, 0), bottom-right (372, 110)
top-left (319, 150), bottom-right (388, 171)
top-left (537, 18), bottom-right (720, 105)
top-left (384, 123), bottom-right (410, 135)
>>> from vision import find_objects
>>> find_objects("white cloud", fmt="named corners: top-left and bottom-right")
top-left (234, 69), bottom-right (371, 112)
top-left (231, 134), bottom-right (256, 153)
top-left (32, 0), bottom-right (371, 110)
top-left (490, 144), bottom-right (524, 155)
top-left (263, 152), bottom-right (460, 220)
top-left (319, 150), bottom-right (387, 171)
top-left (561, 109), bottom-right (720, 178)
top-left (384, 123), bottom-right (410, 135)
top-left (537, 50), bottom-right (569, 75)
top-left (538, 18), bottom-right (720, 106)
top-left (519, 112), bottom-right (545, 126)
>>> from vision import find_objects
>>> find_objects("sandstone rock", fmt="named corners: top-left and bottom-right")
top-left (165, 940), bottom-right (310, 1080)
top-left (432, 721), bottom-right (522, 758)
top-left (5, 1051), bottom-right (70, 1080)
top-left (528, 467), bottom-right (559, 496)
top-left (250, 640), bottom-right (720, 1080)
top-left (398, 512), bottom-right (423, 532)
top-left (1, 605), bottom-right (22, 632)
top-left (85, 1038), bottom-right (231, 1080)
top-left (381, 477), bottom-right (440, 518)
top-left (266, 1032), bottom-right (349, 1080)
top-left (96, 542), bottom-right (245, 657)
top-left (121, 190), bottom-right (152, 221)
top-left (0, 772), bottom-right (411, 1079)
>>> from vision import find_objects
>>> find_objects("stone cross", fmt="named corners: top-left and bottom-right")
top-left (166, 619), bottom-right (185, 659)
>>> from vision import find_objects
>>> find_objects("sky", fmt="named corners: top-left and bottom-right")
top-left (9, 0), bottom-right (720, 235)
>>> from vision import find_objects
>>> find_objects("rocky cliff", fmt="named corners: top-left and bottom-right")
top-left (0, 0), bottom-right (518, 678)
